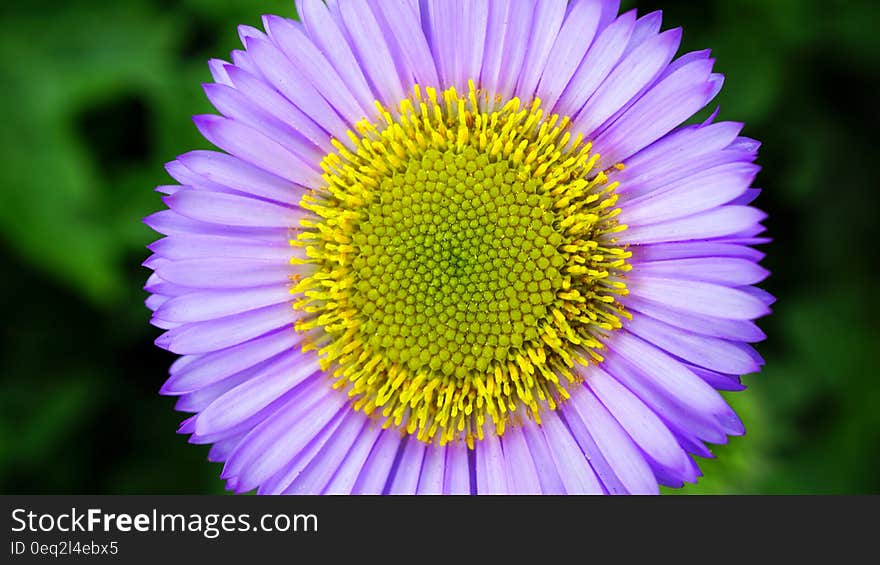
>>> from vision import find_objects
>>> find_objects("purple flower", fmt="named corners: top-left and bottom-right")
top-left (145, 0), bottom-right (770, 495)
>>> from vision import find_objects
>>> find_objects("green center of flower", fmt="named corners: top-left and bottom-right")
top-left (292, 82), bottom-right (631, 447)
top-left (350, 145), bottom-right (565, 377)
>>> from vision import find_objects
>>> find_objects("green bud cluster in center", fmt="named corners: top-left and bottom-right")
top-left (348, 145), bottom-right (566, 379)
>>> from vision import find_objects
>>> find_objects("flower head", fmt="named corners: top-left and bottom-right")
top-left (146, 0), bottom-right (770, 494)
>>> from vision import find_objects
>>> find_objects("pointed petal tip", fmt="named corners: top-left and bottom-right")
top-left (158, 380), bottom-right (177, 397)
top-left (154, 331), bottom-right (173, 351)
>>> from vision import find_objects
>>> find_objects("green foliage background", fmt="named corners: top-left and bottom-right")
top-left (1, 0), bottom-right (878, 494)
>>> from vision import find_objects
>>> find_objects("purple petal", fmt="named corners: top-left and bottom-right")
top-left (154, 185), bottom-right (181, 196)
top-left (207, 433), bottom-right (245, 463)
top-left (614, 121), bottom-right (746, 196)
top-left (224, 65), bottom-right (333, 155)
top-left (633, 256), bottom-right (769, 286)
top-left (296, 0), bottom-right (378, 114)
top-left (154, 286), bottom-right (291, 324)
top-left (625, 314), bottom-right (761, 374)
top-left (143, 272), bottom-right (187, 298)
top-left (338, 0), bottom-right (406, 106)
top-left (595, 0), bottom-right (622, 32)
top-left (622, 295), bottom-right (767, 343)
top-left (177, 148), bottom-right (309, 207)
top-left (351, 430), bottom-right (405, 494)
top-left (195, 353), bottom-right (321, 440)
top-left (237, 24), bottom-right (267, 46)
top-left (416, 444), bottom-right (446, 495)
top-left (225, 383), bottom-right (347, 492)
top-left (479, 0), bottom-right (514, 97)
top-left (600, 353), bottom-right (728, 445)
top-left (208, 58), bottom-right (232, 86)
top-left (203, 83), bottom-right (326, 167)
top-left (388, 438), bottom-right (426, 495)
top-left (144, 210), bottom-right (287, 241)
top-left (520, 421), bottom-right (567, 494)
top-left (554, 9), bottom-right (636, 118)
top-left (686, 364), bottom-right (748, 392)
top-left (535, 0), bottom-right (603, 111)
top-left (515, 0), bottom-right (567, 100)
top-left (620, 206), bottom-right (767, 245)
top-left (148, 233), bottom-right (293, 262)
top-left (155, 302), bottom-right (295, 354)
top-left (175, 364), bottom-right (260, 415)
top-left (161, 329), bottom-right (299, 395)
top-left (443, 442), bottom-right (471, 495)
top-left (540, 411), bottom-right (603, 494)
top-left (493, 0), bottom-right (534, 99)
top-left (166, 161), bottom-right (230, 194)
top-left (628, 275), bottom-right (770, 320)
top-left (584, 365), bottom-right (695, 483)
top-left (573, 27), bottom-right (681, 139)
top-left (285, 412), bottom-right (367, 494)
top-left (145, 294), bottom-right (168, 313)
top-left (500, 426), bottom-right (543, 494)
top-left (244, 37), bottom-right (350, 139)
top-left (475, 426), bottom-right (509, 494)
top-left (230, 48), bottom-right (260, 77)
top-left (323, 422), bottom-right (384, 495)
top-left (632, 241), bottom-right (765, 263)
top-left (259, 408), bottom-right (349, 494)
top-left (592, 58), bottom-right (717, 167)
top-left (369, 0), bottom-right (440, 88)
top-left (622, 163), bottom-right (759, 226)
top-left (607, 332), bottom-right (745, 436)
top-left (424, 0), bottom-right (488, 92)
top-left (193, 114), bottom-right (323, 187)
top-left (658, 48), bottom-right (711, 81)
top-left (622, 10), bottom-right (662, 55)
top-left (566, 386), bottom-right (659, 494)
top-left (163, 190), bottom-right (305, 228)
top-left (155, 257), bottom-right (297, 290)
top-left (263, 15), bottom-right (371, 124)
top-left (739, 285), bottom-right (777, 306)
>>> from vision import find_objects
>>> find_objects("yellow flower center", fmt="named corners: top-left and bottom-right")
top-left (291, 81), bottom-right (631, 447)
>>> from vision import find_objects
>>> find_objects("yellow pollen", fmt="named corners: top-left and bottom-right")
top-left (291, 81), bottom-right (631, 448)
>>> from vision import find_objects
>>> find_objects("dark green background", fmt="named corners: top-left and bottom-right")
top-left (1, 0), bottom-right (878, 494)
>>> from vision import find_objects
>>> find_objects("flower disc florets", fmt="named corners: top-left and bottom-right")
top-left (293, 81), bottom-right (631, 447)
